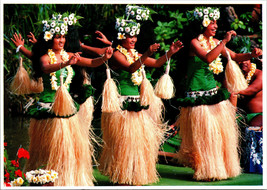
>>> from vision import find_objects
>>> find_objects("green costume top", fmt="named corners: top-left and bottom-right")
top-left (27, 67), bottom-right (94, 119)
top-left (114, 69), bottom-right (149, 111)
top-left (177, 56), bottom-right (230, 107)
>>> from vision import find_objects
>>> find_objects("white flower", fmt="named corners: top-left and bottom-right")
top-left (46, 24), bottom-right (50, 30)
top-left (203, 9), bottom-right (209, 15)
top-left (204, 15), bottom-right (209, 19)
top-left (214, 10), bottom-right (218, 15)
top-left (121, 21), bottom-right (126, 27)
top-left (147, 10), bottom-right (150, 14)
top-left (61, 29), bottom-right (65, 35)
top-left (68, 21), bottom-right (73, 25)
top-left (132, 26), bottom-right (137, 31)
top-left (50, 28), bottom-right (55, 34)
top-left (16, 177), bottom-right (24, 186)
top-left (55, 27), bottom-right (60, 32)
top-left (209, 13), bottom-right (214, 18)
top-left (136, 15), bottom-right (141, 20)
top-left (69, 13), bottom-right (74, 20)
top-left (119, 27), bottom-right (124, 32)
top-left (51, 22), bottom-right (56, 28)
top-left (61, 24), bottom-right (65, 29)
top-left (44, 31), bottom-right (53, 41)
top-left (136, 29), bottom-right (140, 35)
top-left (203, 17), bottom-right (210, 27)
top-left (58, 14), bottom-right (62, 20)
top-left (115, 21), bottom-right (120, 29)
top-left (198, 12), bottom-right (203, 17)
top-left (137, 9), bottom-right (142, 14)
top-left (42, 20), bottom-right (48, 25)
top-left (214, 15), bottom-right (219, 20)
top-left (117, 33), bottom-right (125, 40)
top-left (74, 18), bottom-right (77, 24)
top-left (63, 17), bottom-right (68, 23)
top-left (130, 30), bottom-right (135, 36)
top-left (130, 10), bottom-right (135, 15)
top-left (141, 13), bottom-right (146, 18)
top-left (125, 27), bottom-right (130, 33)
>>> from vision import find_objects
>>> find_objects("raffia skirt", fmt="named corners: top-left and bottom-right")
top-left (25, 99), bottom-right (95, 186)
top-left (174, 100), bottom-right (241, 181)
top-left (99, 107), bottom-right (165, 185)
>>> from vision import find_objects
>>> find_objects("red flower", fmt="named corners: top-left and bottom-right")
top-left (17, 148), bottom-right (30, 159)
top-left (4, 182), bottom-right (11, 187)
top-left (4, 142), bottom-right (7, 146)
top-left (4, 157), bottom-right (6, 162)
top-left (4, 172), bottom-right (10, 182)
top-left (15, 169), bottom-right (22, 177)
top-left (11, 160), bottom-right (19, 167)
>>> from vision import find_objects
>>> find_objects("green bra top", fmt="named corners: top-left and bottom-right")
top-left (176, 56), bottom-right (230, 107)
top-left (39, 67), bottom-right (75, 103)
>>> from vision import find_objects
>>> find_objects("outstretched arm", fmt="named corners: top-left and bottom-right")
top-left (222, 47), bottom-right (262, 63)
top-left (237, 70), bottom-right (262, 96)
top-left (11, 33), bottom-right (33, 59)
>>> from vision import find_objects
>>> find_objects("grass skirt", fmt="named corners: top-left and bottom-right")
top-left (174, 100), bottom-right (241, 181)
top-left (26, 115), bottom-right (95, 186)
top-left (99, 108), bottom-right (165, 185)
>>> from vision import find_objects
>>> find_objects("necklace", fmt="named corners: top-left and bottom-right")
top-left (246, 63), bottom-right (256, 84)
top-left (116, 45), bottom-right (143, 85)
top-left (198, 34), bottom-right (223, 75)
top-left (48, 49), bottom-right (73, 90)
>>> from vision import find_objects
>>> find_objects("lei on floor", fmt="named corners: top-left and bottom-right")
top-left (246, 63), bottom-right (256, 84)
top-left (198, 34), bottom-right (223, 75)
top-left (116, 45), bottom-right (143, 86)
top-left (48, 49), bottom-right (73, 90)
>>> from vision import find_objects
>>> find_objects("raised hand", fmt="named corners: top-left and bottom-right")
top-left (223, 30), bottom-right (237, 43)
top-left (11, 33), bottom-right (24, 47)
top-left (27, 32), bottom-right (37, 44)
top-left (147, 43), bottom-right (160, 56)
top-left (95, 30), bottom-right (112, 46)
top-left (251, 48), bottom-right (262, 58)
top-left (103, 46), bottom-right (113, 60)
top-left (68, 52), bottom-right (81, 65)
top-left (169, 40), bottom-right (184, 55)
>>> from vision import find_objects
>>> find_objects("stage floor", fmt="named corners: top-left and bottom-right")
top-left (93, 164), bottom-right (263, 186)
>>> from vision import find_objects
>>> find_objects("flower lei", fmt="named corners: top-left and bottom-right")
top-left (48, 49), bottom-right (73, 90)
top-left (116, 45), bottom-right (143, 85)
top-left (26, 169), bottom-right (58, 185)
top-left (198, 34), bottom-right (223, 75)
top-left (246, 63), bottom-right (256, 84)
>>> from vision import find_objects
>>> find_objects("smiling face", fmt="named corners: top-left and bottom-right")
top-left (52, 34), bottom-right (66, 51)
top-left (203, 20), bottom-right (218, 37)
top-left (121, 34), bottom-right (137, 50)
top-left (239, 60), bottom-right (252, 74)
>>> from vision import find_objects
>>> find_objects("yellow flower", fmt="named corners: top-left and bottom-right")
top-left (16, 177), bottom-right (24, 185)
top-left (202, 17), bottom-right (210, 27)
top-left (44, 31), bottom-right (53, 41)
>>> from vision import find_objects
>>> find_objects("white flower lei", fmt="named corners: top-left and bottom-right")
top-left (116, 45), bottom-right (143, 85)
top-left (198, 34), bottom-right (223, 75)
top-left (246, 63), bottom-right (256, 84)
top-left (48, 49), bottom-right (73, 90)
top-left (26, 169), bottom-right (58, 184)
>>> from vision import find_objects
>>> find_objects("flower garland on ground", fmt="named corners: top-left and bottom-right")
top-left (198, 34), bottom-right (223, 75)
top-left (246, 63), bottom-right (256, 84)
top-left (26, 169), bottom-right (58, 185)
top-left (48, 49), bottom-right (73, 90)
top-left (116, 45), bottom-right (143, 85)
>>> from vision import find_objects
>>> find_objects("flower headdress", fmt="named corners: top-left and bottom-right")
top-left (116, 5), bottom-right (154, 40)
top-left (42, 12), bottom-right (83, 41)
top-left (187, 7), bottom-right (220, 27)
top-left (115, 18), bottom-right (141, 40)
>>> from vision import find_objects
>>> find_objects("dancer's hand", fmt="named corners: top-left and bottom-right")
top-left (11, 33), bottom-right (24, 47)
top-left (169, 40), bottom-right (184, 55)
top-left (27, 32), bottom-right (37, 44)
top-left (95, 30), bottom-right (112, 46)
top-left (103, 46), bottom-right (113, 60)
top-left (223, 30), bottom-right (237, 44)
top-left (147, 43), bottom-right (160, 56)
top-left (68, 52), bottom-right (81, 65)
top-left (251, 48), bottom-right (262, 58)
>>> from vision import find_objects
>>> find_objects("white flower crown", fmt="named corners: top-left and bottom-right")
top-left (43, 12), bottom-right (83, 41)
top-left (193, 7), bottom-right (220, 27)
top-left (125, 5), bottom-right (151, 21)
top-left (115, 18), bottom-right (141, 40)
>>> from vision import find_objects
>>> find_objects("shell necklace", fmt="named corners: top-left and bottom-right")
top-left (48, 49), bottom-right (73, 90)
